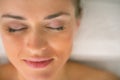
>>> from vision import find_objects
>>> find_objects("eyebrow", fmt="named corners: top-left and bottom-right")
top-left (1, 12), bottom-right (70, 20)
top-left (1, 14), bottom-right (26, 20)
top-left (44, 12), bottom-right (70, 20)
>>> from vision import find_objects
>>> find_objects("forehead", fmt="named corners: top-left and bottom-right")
top-left (0, 0), bottom-right (75, 20)
top-left (0, 0), bottom-right (72, 6)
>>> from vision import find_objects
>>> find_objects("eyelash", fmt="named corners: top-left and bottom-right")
top-left (46, 26), bottom-right (64, 31)
top-left (8, 27), bottom-right (27, 32)
top-left (8, 26), bottom-right (64, 32)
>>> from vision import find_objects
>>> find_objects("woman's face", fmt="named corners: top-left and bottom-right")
top-left (0, 0), bottom-right (79, 79)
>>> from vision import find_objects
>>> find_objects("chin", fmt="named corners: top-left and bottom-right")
top-left (17, 61), bottom-right (63, 80)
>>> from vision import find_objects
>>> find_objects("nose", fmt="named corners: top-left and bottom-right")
top-left (25, 31), bottom-right (48, 53)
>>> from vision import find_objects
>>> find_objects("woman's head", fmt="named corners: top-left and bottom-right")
top-left (0, 0), bottom-right (81, 80)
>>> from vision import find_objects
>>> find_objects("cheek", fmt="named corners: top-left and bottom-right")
top-left (49, 32), bottom-right (73, 61)
top-left (1, 35), bottom-right (24, 62)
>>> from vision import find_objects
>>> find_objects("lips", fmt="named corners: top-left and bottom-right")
top-left (23, 58), bottom-right (54, 69)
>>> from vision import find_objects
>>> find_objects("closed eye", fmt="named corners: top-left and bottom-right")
top-left (9, 27), bottom-right (27, 32)
top-left (46, 26), bottom-right (64, 31)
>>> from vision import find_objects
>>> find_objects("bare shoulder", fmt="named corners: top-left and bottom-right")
top-left (66, 60), bottom-right (120, 80)
top-left (0, 63), bottom-right (16, 80)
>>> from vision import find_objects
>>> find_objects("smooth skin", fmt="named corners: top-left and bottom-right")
top-left (0, 0), bottom-right (119, 80)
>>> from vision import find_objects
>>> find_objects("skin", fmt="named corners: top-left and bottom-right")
top-left (0, 0), bottom-right (119, 80)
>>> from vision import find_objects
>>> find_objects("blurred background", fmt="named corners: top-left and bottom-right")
top-left (71, 0), bottom-right (120, 76)
top-left (0, 0), bottom-right (120, 77)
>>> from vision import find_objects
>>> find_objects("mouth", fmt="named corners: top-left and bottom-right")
top-left (23, 58), bottom-right (54, 69)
